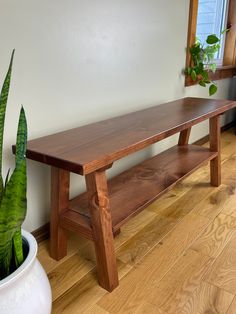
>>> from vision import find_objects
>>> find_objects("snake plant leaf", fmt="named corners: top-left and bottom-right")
top-left (0, 239), bottom-right (12, 279)
top-left (0, 106), bottom-right (27, 278)
top-left (4, 168), bottom-right (10, 186)
top-left (0, 50), bottom-right (14, 198)
top-left (15, 107), bottom-right (27, 167)
top-left (0, 160), bottom-right (27, 278)
top-left (13, 106), bottom-right (27, 267)
top-left (13, 228), bottom-right (24, 268)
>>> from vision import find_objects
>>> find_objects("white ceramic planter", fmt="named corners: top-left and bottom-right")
top-left (0, 230), bottom-right (52, 314)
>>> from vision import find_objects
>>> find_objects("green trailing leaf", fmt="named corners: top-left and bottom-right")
top-left (209, 84), bottom-right (217, 96)
top-left (199, 80), bottom-right (206, 87)
top-left (0, 53), bottom-right (28, 279)
top-left (194, 66), bottom-right (200, 75)
top-left (221, 28), bottom-right (229, 35)
top-left (201, 70), bottom-right (209, 81)
top-left (185, 32), bottom-right (224, 96)
top-left (209, 63), bottom-right (217, 73)
top-left (206, 34), bottom-right (219, 45)
top-left (185, 67), bottom-right (192, 75)
top-left (191, 69), bottom-right (197, 81)
top-left (198, 62), bottom-right (204, 72)
top-left (190, 43), bottom-right (201, 56)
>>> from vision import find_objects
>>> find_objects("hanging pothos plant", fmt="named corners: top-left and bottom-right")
top-left (185, 31), bottom-right (227, 96)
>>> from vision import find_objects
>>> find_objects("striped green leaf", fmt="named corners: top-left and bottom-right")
top-left (0, 160), bottom-right (27, 278)
top-left (0, 50), bottom-right (14, 199)
top-left (0, 54), bottom-right (28, 279)
top-left (15, 107), bottom-right (27, 167)
top-left (13, 228), bottom-right (24, 268)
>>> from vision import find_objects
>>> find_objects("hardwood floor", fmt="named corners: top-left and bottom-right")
top-left (38, 129), bottom-right (236, 313)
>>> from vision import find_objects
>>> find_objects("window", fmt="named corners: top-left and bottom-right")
top-left (185, 0), bottom-right (236, 86)
top-left (197, 0), bottom-right (228, 63)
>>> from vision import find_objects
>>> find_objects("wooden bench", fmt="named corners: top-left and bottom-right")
top-left (24, 97), bottom-right (236, 291)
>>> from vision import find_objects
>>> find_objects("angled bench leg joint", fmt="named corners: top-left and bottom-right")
top-left (86, 170), bottom-right (119, 292)
top-left (178, 127), bottom-right (191, 146)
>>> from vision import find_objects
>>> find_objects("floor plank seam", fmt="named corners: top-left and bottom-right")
top-left (204, 277), bottom-right (236, 298)
top-left (226, 296), bottom-right (236, 314)
top-left (203, 279), bottom-right (236, 298)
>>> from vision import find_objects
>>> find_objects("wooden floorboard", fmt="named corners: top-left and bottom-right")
top-left (147, 250), bottom-right (214, 313)
top-left (38, 128), bottom-right (236, 313)
top-left (205, 232), bottom-right (236, 295)
top-left (97, 214), bottom-right (210, 313)
top-left (190, 213), bottom-right (236, 258)
top-left (179, 282), bottom-right (234, 314)
top-left (226, 296), bottom-right (236, 314)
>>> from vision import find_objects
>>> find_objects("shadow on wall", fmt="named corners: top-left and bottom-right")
top-left (229, 77), bottom-right (236, 100)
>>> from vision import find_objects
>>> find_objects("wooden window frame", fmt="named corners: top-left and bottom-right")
top-left (185, 0), bottom-right (236, 86)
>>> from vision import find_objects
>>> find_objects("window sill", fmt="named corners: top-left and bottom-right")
top-left (185, 65), bottom-right (236, 87)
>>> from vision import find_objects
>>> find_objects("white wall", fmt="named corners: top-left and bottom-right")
top-left (0, 0), bottom-right (235, 231)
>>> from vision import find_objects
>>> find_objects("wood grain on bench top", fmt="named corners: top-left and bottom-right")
top-left (24, 97), bottom-right (236, 175)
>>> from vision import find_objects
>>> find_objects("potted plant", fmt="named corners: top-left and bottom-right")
top-left (0, 51), bottom-right (52, 314)
top-left (185, 32), bottom-right (226, 96)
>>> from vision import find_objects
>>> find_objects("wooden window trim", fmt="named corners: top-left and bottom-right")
top-left (185, 0), bottom-right (236, 87)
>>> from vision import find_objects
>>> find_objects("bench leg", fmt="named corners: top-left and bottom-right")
top-left (178, 128), bottom-right (191, 146)
top-left (50, 167), bottom-right (70, 260)
top-left (209, 115), bottom-right (221, 187)
top-left (86, 170), bottom-right (119, 292)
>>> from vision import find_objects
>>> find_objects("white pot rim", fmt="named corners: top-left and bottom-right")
top-left (0, 229), bottom-right (38, 290)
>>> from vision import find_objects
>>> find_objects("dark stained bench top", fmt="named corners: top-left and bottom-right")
top-left (25, 97), bottom-right (236, 175)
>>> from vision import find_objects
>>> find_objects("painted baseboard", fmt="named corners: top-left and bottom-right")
top-left (32, 223), bottom-right (50, 243)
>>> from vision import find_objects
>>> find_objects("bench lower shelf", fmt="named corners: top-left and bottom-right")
top-left (60, 144), bottom-right (217, 240)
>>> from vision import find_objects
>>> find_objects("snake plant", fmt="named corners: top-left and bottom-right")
top-left (0, 51), bottom-right (27, 280)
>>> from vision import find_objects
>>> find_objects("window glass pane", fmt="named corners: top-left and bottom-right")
top-left (196, 0), bottom-right (228, 62)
